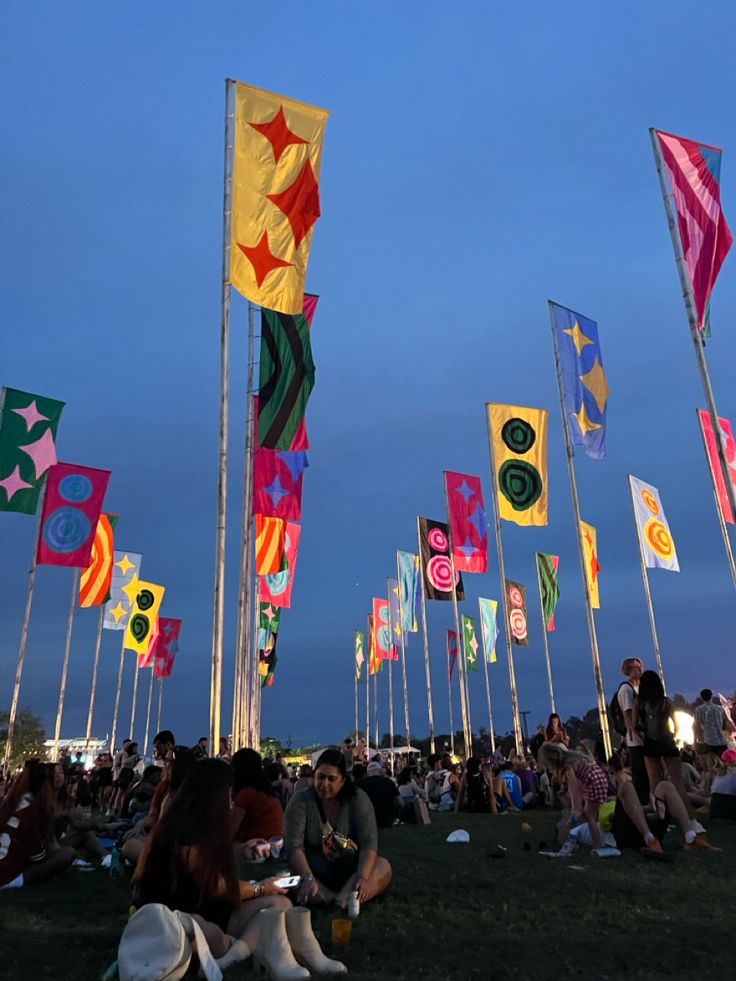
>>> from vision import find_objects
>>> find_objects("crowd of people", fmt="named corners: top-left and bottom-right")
top-left (1, 657), bottom-right (734, 977)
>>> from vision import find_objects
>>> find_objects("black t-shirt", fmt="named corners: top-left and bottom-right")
top-left (356, 776), bottom-right (400, 828)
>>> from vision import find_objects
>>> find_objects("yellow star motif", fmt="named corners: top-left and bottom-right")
top-left (563, 319), bottom-right (595, 356)
top-left (122, 574), bottom-right (141, 606)
top-left (573, 402), bottom-right (603, 436)
top-left (115, 553), bottom-right (135, 576)
top-left (580, 356), bottom-right (610, 412)
top-left (108, 601), bottom-right (127, 623)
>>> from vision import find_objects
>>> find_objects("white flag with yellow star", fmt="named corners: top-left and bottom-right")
top-left (103, 550), bottom-right (143, 631)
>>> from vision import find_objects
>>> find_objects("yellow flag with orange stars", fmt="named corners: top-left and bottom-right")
top-left (230, 81), bottom-right (329, 314)
top-left (580, 520), bottom-right (601, 608)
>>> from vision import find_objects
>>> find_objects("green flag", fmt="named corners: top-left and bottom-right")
top-left (258, 307), bottom-right (316, 450)
top-left (536, 552), bottom-right (560, 631)
top-left (462, 614), bottom-right (479, 671)
top-left (259, 601), bottom-right (281, 635)
top-left (0, 388), bottom-right (65, 514)
top-left (355, 630), bottom-right (365, 683)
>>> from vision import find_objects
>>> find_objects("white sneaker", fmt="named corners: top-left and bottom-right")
top-left (692, 819), bottom-right (706, 835)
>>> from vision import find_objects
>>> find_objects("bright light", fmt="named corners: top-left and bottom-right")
top-left (673, 710), bottom-right (694, 747)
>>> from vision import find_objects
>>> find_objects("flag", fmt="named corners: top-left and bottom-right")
top-left (698, 409), bottom-right (736, 524)
top-left (580, 520), bottom-right (601, 608)
top-left (139, 618), bottom-right (159, 669)
top-left (260, 520), bottom-right (301, 608)
top-left (355, 630), bottom-right (365, 683)
top-left (253, 447), bottom-right (308, 520)
top-left (124, 580), bottom-right (166, 655)
top-left (154, 618), bottom-right (181, 679)
top-left (259, 601), bottom-right (281, 635)
top-left (629, 476), bottom-right (680, 572)
top-left (462, 615), bottom-right (479, 671)
top-left (258, 302), bottom-right (316, 450)
top-left (487, 404), bottom-right (549, 525)
top-left (368, 614), bottom-right (382, 674)
top-left (550, 302), bottom-right (610, 460)
top-left (258, 630), bottom-right (278, 688)
top-left (0, 388), bottom-right (65, 515)
top-left (230, 81), bottom-right (329, 313)
top-left (397, 551), bottom-right (421, 632)
top-left (255, 514), bottom-right (286, 574)
top-left (104, 551), bottom-right (143, 630)
top-left (253, 395), bottom-right (309, 451)
top-left (505, 579), bottom-right (528, 647)
top-left (445, 470), bottom-right (488, 572)
top-left (79, 513), bottom-right (118, 607)
top-left (387, 578), bottom-right (402, 647)
top-left (535, 552), bottom-right (560, 631)
top-left (36, 463), bottom-right (111, 567)
top-left (447, 629), bottom-right (458, 679)
top-left (372, 597), bottom-right (397, 660)
top-left (418, 517), bottom-right (465, 602)
top-left (478, 598), bottom-right (499, 663)
top-left (654, 129), bottom-right (733, 333)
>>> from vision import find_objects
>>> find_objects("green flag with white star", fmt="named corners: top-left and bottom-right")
top-left (259, 601), bottom-right (281, 635)
top-left (462, 614), bottom-right (480, 671)
top-left (0, 388), bottom-right (65, 514)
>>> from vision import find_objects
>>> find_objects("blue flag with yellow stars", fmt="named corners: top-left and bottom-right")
top-left (550, 301), bottom-right (610, 460)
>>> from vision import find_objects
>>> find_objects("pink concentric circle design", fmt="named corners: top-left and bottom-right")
top-left (427, 554), bottom-right (453, 593)
top-left (509, 608), bottom-right (527, 641)
top-left (508, 585), bottom-right (524, 608)
top-left (428, 527), bottom-right (449, 552)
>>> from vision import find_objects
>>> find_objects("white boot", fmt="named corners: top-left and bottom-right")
top-left (253, 908), bottom-right (310, 981)
top-left (216, 938), bottom-right (250, 970)
top-left (285, 906), bottom-right (348, 975)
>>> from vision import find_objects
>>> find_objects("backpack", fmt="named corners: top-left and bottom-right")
top-left (425, 769), bottom-right (450, 805)
top-left (639, 699), bottom-right (671, 742)
top-left (118, 904), bottom-right (222, 981)
top-left (609, 682), bottom-right (634, 737)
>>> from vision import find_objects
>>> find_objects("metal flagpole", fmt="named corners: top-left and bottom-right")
top-left (3, 497), bottom-right (45, 768)
top-left (548, 307), bottom-right (612, 758)
top-left (53, 569), bottom-right (81, 761)
top-left (365, 615), bottom-right (371, 754)
top-left (628, 476), bottom-right (666, 688)
top-left (395, 553), bottom-right (412, 751)
top-left (130, 661), bottom-right (141, 740)
top-left (445, 632), bottom-right (456, 756)
top-left (373, 669), bottom-right (379, 754)
top-left (210, 78), bottom-right (237, 756)
top-left (534, 556), bottom-right (557, 714)
top-left (650, 129), bottom-right (736, 521)
top-left (385, 589), bottom-right (396, 764)
top-left (444, 478), bottom-right (473, 757)
top-left (481, 649), bottom-right (496, 752)
top-left (156, 677), bottom-right (164, 735)
top-left (110, 634), bottom-right (127, 753)
top-left (415, 524), bottom-right (436, 754)
top-left (249, 577), bottom-right (261, 748)
top-left (354, 665), bottom-right (359, 745)
top-left (143, 668), bottom-right (155, 759)
top-left (85, 607), bottom-right (106, 743)
top-left (696, 409), bottom-right (736, 591)
top-left (484, 411), bottom-right (524, 754)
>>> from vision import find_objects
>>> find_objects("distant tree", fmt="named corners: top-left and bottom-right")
top-left (0, 708), bottom-right (46, 769)
top-left (259, 735), bottom-right (284, 758)
top-left (344, 729), bottom-right (367, 744)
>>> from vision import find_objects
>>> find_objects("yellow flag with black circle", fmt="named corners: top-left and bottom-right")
top-left (123, 579), bottom-right (166, 655)
top-left (487, 404), bottom-right (548, 526)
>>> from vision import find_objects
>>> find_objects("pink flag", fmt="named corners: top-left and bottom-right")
top-left (372, 597), bottom-right (397, 660)
top-left (445, 470), bottom-right (488, 573)
top-left (259, 520), bottom-right (302, 608)
top-left (153, 617), bottom-right (181, 678)
top-left (253, 447), bottom-right (308, 520)
top-left (138, 618), bottom-right (160, 668)
top-left (447, 629), bottom-right (458, 679)
top-left (698, 409), bottom-right (736, 524)
top-left (36, 462), bottom-right (111, 567)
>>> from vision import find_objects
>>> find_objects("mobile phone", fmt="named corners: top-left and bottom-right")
top-left (274, 875), bottom-right (301, 889)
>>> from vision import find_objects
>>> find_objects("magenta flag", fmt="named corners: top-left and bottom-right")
top-left (259, 520), bottom-right (302, 608)
top-left (153, 617), bottom-right (181, 678)
top-left (36, 462), bottom-right (111, 567)
top-left (447, 629), bottom-right (458, 679)
top-left (253, 447), bottom-right (308, 520)
top-left (444, 470), bottom-right (488, 573)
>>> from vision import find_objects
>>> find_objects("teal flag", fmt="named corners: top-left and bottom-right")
top-left (397, 550), bottom-right (421, 632)
top-left (478, 597), bottom-right (499, 663)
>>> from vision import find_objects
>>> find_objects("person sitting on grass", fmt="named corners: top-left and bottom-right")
top-left (285, 748), bottom-right (392, 911)
top-left (497, 762), bottom-right (524, 810)
top-left (545, 713), bottom-right (570, 746)
top-left (109, 741), bottom-right (141, 817)
top-left (0, 759), bottom-right (76, 889)
top-left (424, 754), bottom-right (454, 811)
top-left (293, 764), bottom-right (314, 794)
top-left (356, 761), bottom-right (402, 827)
top-left (455, 757), bottom-right (491, 813)
top-left (231, 749), bottom-right (284, 845)
top-left (48, 763), bottom-right (107, 866)
top-left (710, 748), bottom-right (736, 821)
top-left (537, 742), bottom-right (609, 851)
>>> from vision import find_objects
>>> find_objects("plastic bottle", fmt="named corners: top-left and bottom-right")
top-left (347, 890), bottom-right (360, 920)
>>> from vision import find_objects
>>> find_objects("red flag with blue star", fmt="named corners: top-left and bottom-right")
top-left (444, 470), bottom-right (489, 573)
top-left (253, 447), bottom-right (308, 520)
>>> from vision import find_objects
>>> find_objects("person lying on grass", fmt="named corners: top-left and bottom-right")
top-left (285, 747), bottom-right (392, 910)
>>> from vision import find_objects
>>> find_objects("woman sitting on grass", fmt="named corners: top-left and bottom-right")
top-left (285, 748), bottom-right (392, 910)
top-left (454, 757), bottom-right (492, 813)
top-left (537, 742), bottom-right (609, 851)
top-left (49, 762), bottom-right (107, 866)
top-left (231, 748), bottom-right (284, 844)
top-left (0, 759), bottom-right (76, 889)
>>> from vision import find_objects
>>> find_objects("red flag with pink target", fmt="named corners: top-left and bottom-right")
top-left (418, 517), bottom-right (465, 602)
top-left (444, 470), bottom-right (488, 573)
top-left (698, 409), bottom-right (736, 525)
top-left (154, 617), bottom-right (181, 678)
top-left (36, 462), bottom-right (111, 567)
top-left (372, 597), bottom-right (397, 660)
top-left (505, 579), bottom-right (528, 647)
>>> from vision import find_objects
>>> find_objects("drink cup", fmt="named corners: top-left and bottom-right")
top-left (269, 835), bottom-right (284, 859)
top-left (254, 841), bottom-right (271, 862)
top-left (331, 918), bottom-right (352, 949)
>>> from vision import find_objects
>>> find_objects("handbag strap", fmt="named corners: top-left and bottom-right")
top-left (178, 911), bottom-right (222, 981)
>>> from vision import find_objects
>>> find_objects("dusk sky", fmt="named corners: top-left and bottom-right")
top-left (3, 3), bottom-right (736, 751)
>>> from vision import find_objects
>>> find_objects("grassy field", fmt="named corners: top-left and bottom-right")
top-left (1, 811), bottom-right (734, 981)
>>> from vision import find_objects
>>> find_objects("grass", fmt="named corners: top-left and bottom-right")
top-left (1, 811), bottom-right (734, 980)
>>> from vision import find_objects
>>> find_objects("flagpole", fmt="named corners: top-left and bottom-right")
top-left (484, 410), bottom-right (524, 755)
top-left (650, 129), bottom-right (736, 522)
top-left (210, 77), bottom-right (237, 756)
top-left (385, 592), bottom-right (396, 767)
top-left (156, 677), bottom-right (164, 735)
top-left (481, 650), bottom-right (496, 752)
top-left (373, 670), bottom-right (379, 755)
top-left (3, 497), bottom-right (44, 768)
top-left (446, 634), bottom-right (456, 757)
top-left (443, 480), bottom-right (473, 757)
top-left (249, 577), bottom-right (261, 748)
top-left (548, 306), bottom-right (612, 758)
top-left (53, 569), bottom-right (81, 761)
top-left (354, 665), bottom-right (359, 745)
top-left (696, 410), bottom-right (736, 591)
top-left (415, 523), bottom-right (437, 754)
top-left (365, 616), bottom-right (371, 755)
top-left (395, 553), bottom-right (412, 752)
top-left (85, 607), bottom-right (106, 743)
top-left (143, 668), bottom-right (155, 759)
top-left (628, 476), bottom-right (666, 688)
top-left (534, 557), bottom-right (557, 714)
top-left (130, 661), bottom-right (141, 740)
top-left (110, 634), bottom-right (127, 753)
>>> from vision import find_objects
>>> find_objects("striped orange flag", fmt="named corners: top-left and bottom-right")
top-left (255, 514), bottom-right (286, 574)
top-left (79, 514), bottom-right (117, 607)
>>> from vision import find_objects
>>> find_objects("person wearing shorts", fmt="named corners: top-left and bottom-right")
top-left (538, 742), bottom-right (610, 851)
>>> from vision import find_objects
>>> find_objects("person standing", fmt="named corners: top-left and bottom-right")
top-left (694, 689), bottom-right (734, 770)
top-left (617, 658), bottom-right (649, 805)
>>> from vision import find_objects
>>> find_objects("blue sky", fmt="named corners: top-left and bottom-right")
top-left (2, 2), bottom-right (736, 749)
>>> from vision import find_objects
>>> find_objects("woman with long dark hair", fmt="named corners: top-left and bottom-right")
top-left (231, 748), bottom-right (284, 843)
top-left (545, 713), bottom-right (570, 746)
top-left (634, 669), bottom-right (693, 816)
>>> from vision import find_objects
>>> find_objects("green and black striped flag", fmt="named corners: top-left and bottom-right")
top-left (258, 299), bottom-right (317, 450)
top-left (535, 551), bottom-right (560, 631)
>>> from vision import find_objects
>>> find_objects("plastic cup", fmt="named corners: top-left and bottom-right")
top-left (331, 918), bottom-right (352, 949)
top-left (269, 835), bottom-right (284, 859)
top-left (254, 842), bottom-right (271, 863)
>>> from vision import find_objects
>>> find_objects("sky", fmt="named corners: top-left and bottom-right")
top-left (2, 2), bottom-right (736, 751)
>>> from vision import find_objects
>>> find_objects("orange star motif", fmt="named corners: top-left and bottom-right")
top-left (248, 107), bottom-right (309, 164)
top-left (267, 160), bottom-right (321, 248)
top-left (237, 231), bottom-right (293, 286)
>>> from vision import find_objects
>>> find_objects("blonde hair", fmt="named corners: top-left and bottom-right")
top-left (537, 741), bottom-right (590, 772)
top-left (621, 657), bottom-right (643, 676)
